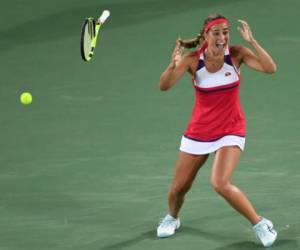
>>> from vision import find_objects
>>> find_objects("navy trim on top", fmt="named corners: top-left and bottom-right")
top-left (197, 52), bottom-right (232, 71)
top-left (197, 59), bottom-right (205, 71)
top-left (224, 54), bottom-right (233, 65)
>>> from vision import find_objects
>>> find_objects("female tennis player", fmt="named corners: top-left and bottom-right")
top-left (157, 14), bottom-right (277, 247)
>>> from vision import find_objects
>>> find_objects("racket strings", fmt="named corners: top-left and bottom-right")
top-left (88, 19), bottom-right (95, 38)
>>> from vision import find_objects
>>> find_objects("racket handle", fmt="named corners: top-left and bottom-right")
top-left (98, 10), bottom-right (110, 24)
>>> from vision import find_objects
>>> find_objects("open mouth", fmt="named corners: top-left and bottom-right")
top-left (216, 42), bottom-right (226, 49)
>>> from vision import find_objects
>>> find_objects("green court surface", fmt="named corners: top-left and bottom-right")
top-left (0, 0), bottom-right (299, 249)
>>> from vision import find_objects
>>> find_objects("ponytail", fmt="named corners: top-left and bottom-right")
top-left (178, 31), bottom-right (205, 49)
top-left (177, 13), bottom-right (228, 49)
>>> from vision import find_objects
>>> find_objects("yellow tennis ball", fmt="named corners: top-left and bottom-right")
top-left (20, 92), bottom-right (32, 105)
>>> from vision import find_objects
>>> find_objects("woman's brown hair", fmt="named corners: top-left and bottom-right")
top-left (178, 14), bottom-right (228, 49)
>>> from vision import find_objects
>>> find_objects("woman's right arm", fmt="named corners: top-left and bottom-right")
top-left (159, 42), bottom-right (191, 91)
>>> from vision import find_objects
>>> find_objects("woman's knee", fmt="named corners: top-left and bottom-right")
top-left (211, 178), bottom-right (231, 195)
top-left (169, 182), bottom-right (192, 196)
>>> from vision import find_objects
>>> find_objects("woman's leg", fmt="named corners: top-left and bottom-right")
top-left (168, 151), bottom-right (209, 218)
top-left (210, 146), bottom-right (260, 225)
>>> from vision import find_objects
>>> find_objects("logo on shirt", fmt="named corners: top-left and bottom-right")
top-left (225, 72), bottom-right (231, 77)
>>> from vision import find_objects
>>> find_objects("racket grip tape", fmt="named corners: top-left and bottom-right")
top-left (98, 10), bottom-right (110, 24)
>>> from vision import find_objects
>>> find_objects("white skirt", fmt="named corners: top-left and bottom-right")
top-left (180, 135), bottom-right (245, 155)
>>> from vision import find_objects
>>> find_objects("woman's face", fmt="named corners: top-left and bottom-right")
top-left (205, 23), bottom-right (230, 53)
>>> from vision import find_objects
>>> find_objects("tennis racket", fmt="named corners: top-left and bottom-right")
top-left (80, 10), bottom-right (110, 62)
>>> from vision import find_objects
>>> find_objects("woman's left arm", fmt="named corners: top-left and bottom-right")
top-left (237, 19), bottom-right (277, 74)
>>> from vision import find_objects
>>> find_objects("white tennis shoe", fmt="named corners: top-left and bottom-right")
top-left (253, 217), bottom-right (277, 247)
top-left (157, 214), bottom-right (180, 238)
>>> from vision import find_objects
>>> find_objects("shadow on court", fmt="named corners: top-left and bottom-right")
top-left (184, 225), bottom-right (300, 249)
top-left (99, 229), bottom-right (157, 250)
top-left (0, 0), bottom-right (241, 51)
top-left (99, 226), bottom-right (299, 250)
top-left (99, 227), bottom-right (219, 250)
top-left (212, 239), bottom-right (299, 250)
top-left (180, 225), bottom-right (229, 240)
